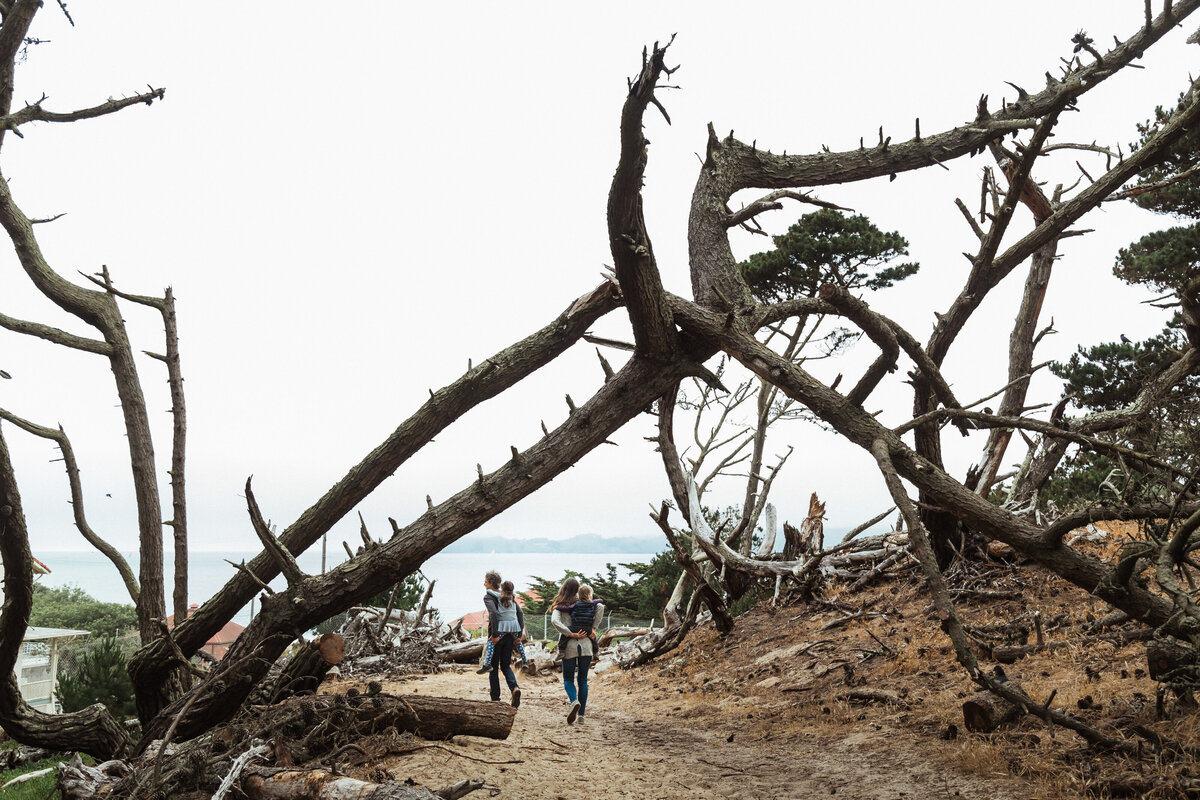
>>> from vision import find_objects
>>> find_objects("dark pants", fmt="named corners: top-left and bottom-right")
top-left (488, 633), bottom-right (519, 701)
top-left (562, 654), bottom-right (591, 715)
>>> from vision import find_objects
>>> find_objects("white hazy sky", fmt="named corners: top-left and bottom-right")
top-left (4, 3), bottom-right (1197, 559)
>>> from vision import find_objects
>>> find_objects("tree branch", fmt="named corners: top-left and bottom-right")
top-left (0, 412), bottom-right (139, 602)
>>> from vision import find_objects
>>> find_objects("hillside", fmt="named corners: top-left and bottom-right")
top-left (327, 534), bottom-right (1198, 799)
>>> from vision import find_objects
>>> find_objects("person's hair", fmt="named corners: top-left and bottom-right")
top-left (549, 576), bottom-right (580, 610)
top-left (500, 580), bottom-right (515, 608)
top-left (578, 584), bottom-right (593, 602)
top-left (484, 570), bottom-right (501, 590)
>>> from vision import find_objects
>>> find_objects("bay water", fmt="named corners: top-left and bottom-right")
top-left (35, 549), bottom-right (658, 629)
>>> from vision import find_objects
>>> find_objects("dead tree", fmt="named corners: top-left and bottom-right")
top-left (3, 1), bottom-right (1200, 773)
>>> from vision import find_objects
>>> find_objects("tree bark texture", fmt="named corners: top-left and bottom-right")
top-left (232, 693), bottom-right (516, 744)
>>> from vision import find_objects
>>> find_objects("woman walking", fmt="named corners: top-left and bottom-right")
top-left (482, 571), bottom-right (523, 707)
top-left (551, 577), bottom-right (605, 724)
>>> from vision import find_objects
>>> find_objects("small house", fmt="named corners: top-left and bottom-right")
top-left (17, 626), bottom-right (89, 713)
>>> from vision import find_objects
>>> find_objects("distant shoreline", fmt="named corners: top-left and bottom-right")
top-left (35, 534), bottom-right (668, 557)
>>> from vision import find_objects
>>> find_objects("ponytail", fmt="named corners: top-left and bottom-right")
top-left (500, 580), bottom-right (515, 608)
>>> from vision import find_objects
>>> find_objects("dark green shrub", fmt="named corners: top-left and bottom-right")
top-left (57, 635), bottom-right (135, 720)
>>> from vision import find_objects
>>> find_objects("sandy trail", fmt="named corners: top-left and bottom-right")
top-left (366, 665), bottom-right (1031, 800)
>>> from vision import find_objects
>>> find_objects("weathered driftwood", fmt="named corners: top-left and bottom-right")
top-left (597, 626), bottom-right (651, 648)
top-left (518, 641), bottom-right (559, 675)
top-left (57, 754), bottom-right (132, 800)
top-left (962, 688), bottom-right (1024, 732)
top-left (242, 767), bottom-right (484, 800)
top-left (436, 639), bottom-right (485, 664)
top-left (0, 743), bottom-right (55, 769)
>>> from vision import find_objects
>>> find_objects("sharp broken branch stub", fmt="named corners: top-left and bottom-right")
top-left (244, 476), bottom-right (306, 586)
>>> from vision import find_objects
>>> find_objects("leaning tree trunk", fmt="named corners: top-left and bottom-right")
top-left (0, 427), bottom-right (132, 759)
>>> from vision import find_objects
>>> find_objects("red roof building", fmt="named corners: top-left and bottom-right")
top-left (166, 603), bottom-right (245, 661)
top-left (451, 590), bottom-right (537, 632)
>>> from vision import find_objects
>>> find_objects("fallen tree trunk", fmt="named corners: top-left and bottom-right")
top-left (0, 744), bottom-right (55, 769)
top-left (239, 693), bottom-right (516, 744)
top-left (243, 767), bottom-right (484, 800)
top-left (992, 628), bottom-right (1152, 664)
top-left (436, 639), bottom-right (485, 664)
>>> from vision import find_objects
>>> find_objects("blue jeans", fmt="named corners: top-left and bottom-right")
top-left (484, 637), bottom-right (527, 666)
top-left (488, 633), bottom-right (519, 701)
top-left (562, 655), bottom-right (591, 715)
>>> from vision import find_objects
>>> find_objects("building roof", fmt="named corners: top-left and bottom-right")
top-left (451, 591), bottom-right (535, 629)
top-left (24, 626), bottom-right (89, 641)
top-left (165, 603), bottom-right (245, 661)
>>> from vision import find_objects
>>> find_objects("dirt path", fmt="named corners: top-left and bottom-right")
top-left (367, 665), bottom-right (1034, 800)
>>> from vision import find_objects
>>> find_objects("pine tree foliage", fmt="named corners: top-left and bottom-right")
top-left (739, 209), bottom-right (918, 302)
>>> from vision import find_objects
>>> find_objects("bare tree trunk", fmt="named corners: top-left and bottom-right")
top-left (0, 425), bottom-right (132, 760)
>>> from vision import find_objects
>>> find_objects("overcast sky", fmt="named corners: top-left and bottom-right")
top-left (4, 3), bottom-right (1197, 561)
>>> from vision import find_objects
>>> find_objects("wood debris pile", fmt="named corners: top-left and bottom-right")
top-left (337, 606), bottom-right (470, 677)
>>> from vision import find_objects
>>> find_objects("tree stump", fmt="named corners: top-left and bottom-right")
top-left (962, 689), bottom-right (1024, 732)
top-left (1147, 638), bottom-right (1199, 682)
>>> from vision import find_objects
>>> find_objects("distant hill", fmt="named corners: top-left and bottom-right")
top-left (442, 534), bottom-right (663, 554)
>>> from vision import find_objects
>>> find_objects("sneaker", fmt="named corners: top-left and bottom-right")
top-left (511, 688), bottom-right (522, 709)
top-left (476, 665), bottom-right (490, 674)
top-left (576, 715), bottom-right (586, 724)
top-left (567, 700), bottom-right (581, 724)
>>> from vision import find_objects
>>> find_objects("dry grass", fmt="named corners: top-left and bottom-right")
top-left (604, 543), bottom-right (1200, 799)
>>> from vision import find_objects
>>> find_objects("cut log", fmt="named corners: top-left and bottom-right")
top-left (962, 689), bottom-right (1024, 732)
top-left (262, 633), bottom-right (345, 705)
top-left (243, 767), bottom-right (476, 800)
top-left (436, 639), bottom-right (485, 664)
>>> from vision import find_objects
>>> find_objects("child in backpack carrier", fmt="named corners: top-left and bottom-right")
top-left (556, 583), bottom-right (602, 651)
top-left (477, 635), bottom-right (529, 673)
top-left (477, 580), bottom-right (529, 674)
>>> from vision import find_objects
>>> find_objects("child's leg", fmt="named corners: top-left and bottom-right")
top-left (561, 656), bottom-right (578, 703)
top-left (576, 655), bottom-right (592, 715)
top-left (476, 638), bottom-right (495, 673)
top-left (515, 641), bottom-right (527, 662)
